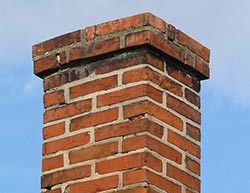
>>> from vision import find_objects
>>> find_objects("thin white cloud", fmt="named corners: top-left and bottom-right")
top-left (24, 76), bottom-right (41, 96)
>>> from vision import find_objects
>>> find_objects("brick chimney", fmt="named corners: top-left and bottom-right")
top-left (32, 13), bottom-right (210, 193)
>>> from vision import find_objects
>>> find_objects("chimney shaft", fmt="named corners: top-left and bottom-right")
top-left (33, 13), bottom-right (210, 193)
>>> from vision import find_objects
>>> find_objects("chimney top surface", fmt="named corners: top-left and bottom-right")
top-left (32, 12), bottom-right (210, 79)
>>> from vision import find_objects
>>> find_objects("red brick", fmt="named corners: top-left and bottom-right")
top-left (195, 57), bottom-right (210, 79)
top-left (41, 165), bottom-right (91, 188)
top-left (43, 65), bottom-right (93, 91)
top-left (167, 24), bottom-right (176, 41)
top-left (123, 67), bottom-right (183, 97)
top-left (126, 31), bottom-right (184, 63)
top-left (186, 123), bottom-right (201, 142)
top-left (123, 169), bottom-right (148, 187)
top-left (151, 33), bottom-right (185, 61)
top-left (34, 52), bottom-right (66, 77)
top-left (42, 154), bottom-right (64, 172)
top-left (185, 88), bottom-right (200, 108)
top-left (69, 141), bottom-right (118, 164)
top-left (144, 13), bottom-right (166, 33)
top-left (70, 75), bottom-right (118, 99)
top-left (32, 30), bottom-right (81, 57)
top-left (34, 55), bottom-right (57, 76)
top-left (123, 169), bottom-right (181, 193)
top-left (69, 175), bottom-right (119, 193)
top-left (97, 84), bottom-right (163, 107)
top-left (96, 53), bottom-right (140, 74)
top-left (43, 90), bottom-right (65, 108)
top-left (177, 30), bottom-right (210, 62)
top-left (42, 132), bottom-right (90, 155)
top-left (167, 163), bottom-right (200, 192)
top-left (43, 73), bottom-right (67, 91)
top-left (166, 64), bottom-right (200, 92)
top-left (126, 31), bottom-right (151, 47)
top-left (167, 95), bottom-right (200, 124)
top-left (124, 100), bottom-right (183, 131)
top-left (96, 152), bottom-right (161, 174)
top-left (113, 187), bottom-right (159, 193)
top-left (69, 37), bottom-right (120, 62)
top-left (43, 189), bottom-right (61, 193)
top-left (44, 99), bottom-right (91, 123)
top-left (168, 130), bottom-right (200, 158)
top-left (85, 26), bottom-right (95, 41)
top-left (95, 118), bottom-right (163, 141)
top-left (96, 50), bottom-right (163, 74)
top-left (43, 122), bottom-right (65, 140)
top-left (185, 156), bottom-right (200, 175)
top-left (143, 51), bottom-right (164, 71)
top-left (123, 135), bottom-right (182, 164)
top-left (96, 14), bottom-right (143, 36)
top-left (184, 52), bottom-right (195, 67)
top-left (70, 108), bottom-right (118, 132)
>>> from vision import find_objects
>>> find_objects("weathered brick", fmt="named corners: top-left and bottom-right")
top-left (96, 53), bottom-right (140, 74)
top-left (186, 123), bottom-right (201, 142)
top-left (43, 122), bottom-right (65, 140)
top-left (34, 55), bottom-right (58, 76)
top-left (184, 52), bottom-right (195, 67)
top-left (177, 30), bottom-right (210, 62)
top-left (126, 31), bottom-right (185, 63)
top-left (96, 152), bottom-right (162, 174)
top-left (195, 57), bottom-right (210, 79)
top-left (123, 135), bottom-right (182, 164)
top-left (69, 37), bottom-right (120, 62)
top-left (70, 75), bottom-right (118, 99)
top-left (32, 30), bottom-right (81, 57)
top-left (168, 130), bottom-right (200, 158)
top-left (43, 65), bottom-right (93, 91)
top-left (69, 175), bottom-right (119, 193)
top-left (96, 50), bottom-right (163, 74)
top-left (96, 14), bottom-right (143, 36)
top-left (167, 24), bottom-right (176, 41)
top-left (70, 108), bottom-right (118, 131)
top-left (41, 165), bottom-right (91, 188)
top-left (124, 100), bottom-right (183, 131)
top-left (44, 99), bottom-right (92, 123)
top-left (123, 169), bottom-right (181, 193)
top-left (97, 84), bottom-right (163, 107)
top-left (167, 163), bottom-right (200, 192)
top-left (43, 73), bottom-right (68, 91)
top-left (42, 132), bottom-right (90, 155)
top-left (85, 26), bottom-right (95, 41)
top-left (166, 64), bottom-right (200, 92)
top-left (95, 118), bottom-right (163, 141)
top-left (185, 155), bottom-right (200, 175)
top-left (123, 66), bottom-right (183, 97)
top-left (43, 90), bottom-right (65, 108)
top-left (185, 88), bottom-right (200, 108)
top-left (144, 13), bottom-right (166, 33)
top-left (42, 154), bottom-right (64, 172)
top-left (69, 141), bottom-right (118, 164)
top-left (167, 95), bottom-right (200, 124)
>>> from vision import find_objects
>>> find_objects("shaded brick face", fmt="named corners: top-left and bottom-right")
top-left (33, 12), bottom-right (209, 193)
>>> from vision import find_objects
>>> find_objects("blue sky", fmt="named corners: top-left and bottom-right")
top-left (1, 0), bottom-right (250, 192)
